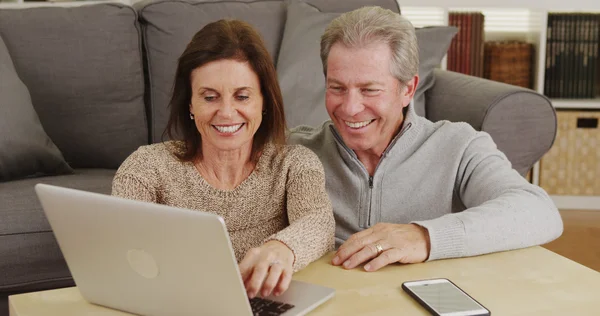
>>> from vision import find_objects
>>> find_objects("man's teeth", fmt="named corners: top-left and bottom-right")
top-left (214, 124), bottom-right (243, 133)
top-left (344, 120), bottom-right (373, 129)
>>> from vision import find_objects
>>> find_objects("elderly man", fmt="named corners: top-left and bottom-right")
top-left (289, 6), bottom-right (563, 272)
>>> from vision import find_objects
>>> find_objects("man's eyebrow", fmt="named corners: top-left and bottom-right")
top-left (358, 81), bottom-right (384, 87)
top-left (326, 79), bottom-right (384, 87)
top-left (326, 79), bottom-right (344, 85)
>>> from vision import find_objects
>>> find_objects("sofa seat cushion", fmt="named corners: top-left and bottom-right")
top-left (0, 169), bottom-right (115, 236)
top-left (0, 169), bottom-right (115, 291)
top-left (0, 3), bottom-right (148, 169)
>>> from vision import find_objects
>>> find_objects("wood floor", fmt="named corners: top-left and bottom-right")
top-left (542, 210), bottom-right (600, 272)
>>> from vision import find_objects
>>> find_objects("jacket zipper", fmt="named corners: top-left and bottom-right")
top-left (366, 123), bottom-right (412, 225)
top-left (331, 122), bottom-right (413, 227)
top-left (367, 176), bottom-right (374, 226)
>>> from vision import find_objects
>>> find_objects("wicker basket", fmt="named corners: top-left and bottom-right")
top-left (540, 110), bottom-right (600, 195)
top-left (484, 41), bottom-right (534, 89)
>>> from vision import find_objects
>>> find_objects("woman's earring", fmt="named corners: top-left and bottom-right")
top-left (262, 110), bottom-right (266, 116)
top-left (190, 113), bottom-right (195, 120)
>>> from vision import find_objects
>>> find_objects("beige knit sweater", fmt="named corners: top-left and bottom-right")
top-left (111, 141), bottom-right (335, 271)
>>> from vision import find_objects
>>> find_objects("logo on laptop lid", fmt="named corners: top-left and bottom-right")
top-left (127, 249), bottom-right (160, 279)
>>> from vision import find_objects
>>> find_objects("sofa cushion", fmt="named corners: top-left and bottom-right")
top-left (412, 27), bottom-right (458, 117)
top-left (277, 1), bottom-right (457, 127)
top-left (303, 0), bottom-right (399, 12)
top-left (135, 0), bottom-right (288, 143)
top-left (0, 169), bottom-right (115, 236)
top-left (0, 34), bottom-right (72, 182)
top-left (0, 232), bottom-right (74, 293)
top-left (0, 3), bottom-right (148, 169)
top-left (0, 169), bottom-right (114, 291)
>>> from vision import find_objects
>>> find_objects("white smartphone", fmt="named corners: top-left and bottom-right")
top-left (402, 278), bottom-right (491, 316)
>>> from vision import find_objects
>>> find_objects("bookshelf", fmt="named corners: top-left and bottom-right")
top-left (400, 1), bottom-right (600, 210)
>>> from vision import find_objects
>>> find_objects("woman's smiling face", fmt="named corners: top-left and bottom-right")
top-left (189, 59), bottom-right (264, 153)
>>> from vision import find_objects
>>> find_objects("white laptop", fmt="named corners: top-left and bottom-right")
top-left (34, 183), bottom-right (335, 316)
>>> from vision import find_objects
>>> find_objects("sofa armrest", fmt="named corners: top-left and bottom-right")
top-left (425, 69), bottom-right (557, 176)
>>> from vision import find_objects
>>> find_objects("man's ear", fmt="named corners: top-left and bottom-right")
top-left (400, 75), bottom-right (419, 108)
top-left (403, 75), bottom-right (419, 99)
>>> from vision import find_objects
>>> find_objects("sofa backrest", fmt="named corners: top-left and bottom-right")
top-left (304, 0), bottom-right (399, 12)
top-left (0, 0), bottom-right (400, 169)
top-left (136, 0), bottom-right (400, 143)
top-left (0, 3), bottom-right (148, 169)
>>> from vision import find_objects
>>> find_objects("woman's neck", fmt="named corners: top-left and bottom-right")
top-left (195, 142), bottom-right (255, 190)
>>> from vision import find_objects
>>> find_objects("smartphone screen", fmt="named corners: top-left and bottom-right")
top-left (402, 279), bottom-right (489, 316)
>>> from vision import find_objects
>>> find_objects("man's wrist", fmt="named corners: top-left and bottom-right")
top-left (411, 223), bottom-right (431, 261)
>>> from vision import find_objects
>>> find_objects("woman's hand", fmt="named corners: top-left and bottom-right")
top-left (239, 240), bottom-right (295, 298)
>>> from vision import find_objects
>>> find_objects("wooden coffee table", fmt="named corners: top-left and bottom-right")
top-left (9, 247), bottom-right (600, 315)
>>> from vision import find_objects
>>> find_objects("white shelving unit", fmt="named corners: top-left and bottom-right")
top-left (401, 1), bottom-right (600, 210)
top-left (552, 99), bottom-right (600, 109)
top-left (551, 196), bottom-right (600, 211)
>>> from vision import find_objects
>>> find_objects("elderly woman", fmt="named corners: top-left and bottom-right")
top-left (111, 20), bottom-right (334, 299)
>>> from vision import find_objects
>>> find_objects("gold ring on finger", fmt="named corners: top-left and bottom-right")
top-left (374, 243), bottom-right (384, 255)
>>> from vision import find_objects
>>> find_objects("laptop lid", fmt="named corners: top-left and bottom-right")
top-left (35, 183), bottom-right (255, 316)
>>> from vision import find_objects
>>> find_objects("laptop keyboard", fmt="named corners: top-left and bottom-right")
top-left (249, 297), bottom-right (295, 316)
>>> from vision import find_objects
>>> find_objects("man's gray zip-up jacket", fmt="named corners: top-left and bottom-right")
top-left (289, 105), bottom-right (563, 261)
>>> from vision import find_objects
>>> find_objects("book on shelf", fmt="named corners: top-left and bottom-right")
top-left (447, 11), bottom-right (485, 78)
top-left (544, 13), bottom-right (600, 99)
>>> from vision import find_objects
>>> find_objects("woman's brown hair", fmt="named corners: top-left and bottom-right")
top-left (164, 19), bottom-right (287, 163)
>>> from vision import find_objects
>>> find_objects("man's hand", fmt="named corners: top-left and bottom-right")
top-left (239, 240), bottom-right (295, 298)
top-left (332, 223), bottom-right (430, 271)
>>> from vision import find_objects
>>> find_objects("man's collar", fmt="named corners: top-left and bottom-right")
top-left (402, 101), bottom-right (418, 130)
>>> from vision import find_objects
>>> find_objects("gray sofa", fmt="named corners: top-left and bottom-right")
top-left (0, 0), bottom-right (556, 314)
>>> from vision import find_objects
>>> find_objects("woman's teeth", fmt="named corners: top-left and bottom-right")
top-left (214, 124), bottom-right (243, 133)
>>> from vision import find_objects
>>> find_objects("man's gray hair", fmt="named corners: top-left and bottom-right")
top-left (320, 6), bottom-right (419, 85)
